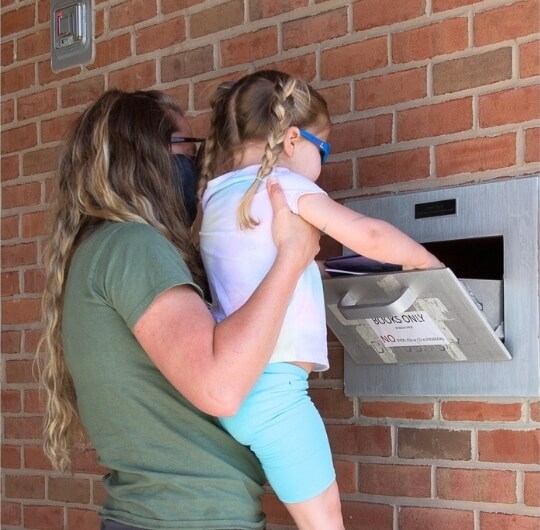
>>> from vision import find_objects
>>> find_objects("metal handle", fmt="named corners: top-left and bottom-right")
top-left (337, 287), bottom-right (416, 320)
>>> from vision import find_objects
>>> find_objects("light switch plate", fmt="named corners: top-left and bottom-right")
top-left (51, 0), bottom-right (93, 72)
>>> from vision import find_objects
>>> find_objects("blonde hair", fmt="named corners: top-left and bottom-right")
top-left (198, 70), bottom-right (330, 229)
top-left (37, 89), bottom-right (204, 472)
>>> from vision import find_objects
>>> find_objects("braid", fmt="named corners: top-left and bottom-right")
top-left (237, 77), bottom-right (297, 230)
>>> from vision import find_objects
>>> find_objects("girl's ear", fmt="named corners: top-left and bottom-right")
top-left (282, 126), bottom-right (300, 158)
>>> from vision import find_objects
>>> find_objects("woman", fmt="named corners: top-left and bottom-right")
top-left (37, 89), bottom-right (320, 530)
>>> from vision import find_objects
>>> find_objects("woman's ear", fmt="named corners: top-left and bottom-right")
top-left (282, 126), bottom-right (300, 158)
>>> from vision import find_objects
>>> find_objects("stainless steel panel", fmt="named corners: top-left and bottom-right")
top-left (333, 176), bottom-right (539, 397)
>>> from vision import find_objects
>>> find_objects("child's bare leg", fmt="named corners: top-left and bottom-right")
top-left (284, 480), bottom-right (344, 530)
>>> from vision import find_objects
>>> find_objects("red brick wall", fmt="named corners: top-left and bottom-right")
top-left (1, 1), bottom-right (539, 529)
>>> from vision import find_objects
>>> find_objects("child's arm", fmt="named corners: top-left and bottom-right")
top-left (298, 193), bottom-right (443, 270)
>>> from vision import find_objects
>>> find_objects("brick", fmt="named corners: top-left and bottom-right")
top-left (358, 148), bottom-right (430, 187)
top-left (331, 115), bottom-right (393, 153)
top-left (24, 388), bottom-right (44, 413)
top-left (2, 445), bottom-right (22, 469)
top-left (67, 508), bottom-right (101, 530)
top-left (393, 18), bottom-right (468, 63)
top-left (327, 424), bottom-right (392, 456)
top-left (322, 343), bottom-right (345, 380)
top-left (521, 40), bottom-right (540, 78)
top-left (23, 504), bottom-right (64, 530)
top-left (1, 501), bottom-right (21, 525)
top-left (433, 0), bottom-right (482, 11)
top-left (17, 28), bottom-right (50, 61)
top-left (480, 86), bottom-right (540, 127)
top-left (90, 33), bottom-right (132, 69)
top-left (2, 40), bottom-right (15, 66)
top-left (480, 513), bottom-right (540, 530)
top-left (2, 271), bottom-right (19, 296)
top-left (478, 429), bottom-right (540, 464)
top-left (322, 37), bottom-right (387, 80)
top-left (399, 507), bottom-right (474, 530)
top-left (341, 501), bottom-right (394, 530)
top-left (191, 0), bottom-right (243, 38)
top-left (524, 472), bottom-right (540, 507)
top-left (110, 0), bottom-right (157, 30)
top-left (355, 68), bottom-right (426, 111)
top-left (310, 387), bottom-right (354, 418)
top-left (1, 329), bottom-right (22, 354)
top-left (93, 479), bottom-right (107, 506)
top-left (23, 210), bottom-right (51, 238)
top-left (2, 242), bottom-right (38, 268)
top-left (319, 159), bottom-right (354, 193)
top-left (109, 61), bottom-right (157, 92)
top-left (2, 182), bottom-right (41, 209)
top-left (1, 154), bottom-right (20, 181)
top-left (441, 401), bottom-right (522, 421)
top-left (1, 97), bottom-right (14, 124)
top-left (72, 448), bottom-right (109, 475)
top-left (360, 463), bottom-right (431, 497)
top-left (38, 58), bottom-right (80, 86)
top-left (398, 427), bottom-right (471, 460)
top-left (162, 45), bottom-right (214, 82)
top-left (437, 468), bottom-right (516, 503)
top-left (433, 47), bottom-right (512, 96)
top-left (2, 298), bottom-right (42, 326)
top-left (95, 8), bottom-right (105, 37)
top-left (4, 474), bottom-right (45, 499)
top-left (1, 123), bottom-right (37, 154)
top-left (61, 76), bottom-right (105, 109)
top-left (264, 54), bottom-right (317, 83)
top-left (531, 401), bottom-right (540, 422)
top-left (1, 5), bottom-right (35, 36)
top-left (194, 71), bottom-right (247, 111)
top-left (18, 89), bottom-right (57, 120)
top-left (37, 0), bottom-right (49, 23)
top-left (283, 8), bottom-right (347, 50)
top-left (436, 133), bottom-right (516, 177)
top-left (2, 215), bottom-right (19, 241)
top-left (318, 84), bottom-right (351, 116)
top-left (24, 268), bottom-right (46, 295)
top-left (6, 359), bottom-right (36, 384)
top-left (250, 0), bottom-right (308, 20)
top-left (41, 113), bottom-right (79, 143)
top-left (353, 0), bottom-right (426, 31)
top-left (475, 0), bottom-right (540, 46)
top-left (334, 459), bottom-right (357, 493)
top-left (263, 493), bottom-right (294, 525)
top-left (23, 147), bottom-right (62, 178)
top-left (1, 63), bottom-right (35, 95)
top-left (24, 445), bottom-right (54, 471)
top-left (361, 401), bottom-right (434, 420)
top-left (221, 27), bottom-right (278, 68)
top-left (1, 389), bottom-right (21, 412)
top-left (4, 416), bottom-right (43, 440)
top-left (26, 328), bottom-right (44, 353)
top-left (136, 17), bottom-right (186, 54)
top-left (162, 0), bottom-right (201, 13)
top-left (49, 477), bottom-right (91, 503)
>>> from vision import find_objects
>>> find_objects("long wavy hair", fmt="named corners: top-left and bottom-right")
top-left (37, 89), bottom-right (204, 472)
top-left (198, 70), bottom-right (330, 229)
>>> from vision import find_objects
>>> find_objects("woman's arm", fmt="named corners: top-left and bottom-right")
top-left (298, 193), bottom-right (443, 270)
top-left (134, 179), bottom-right (320, 417)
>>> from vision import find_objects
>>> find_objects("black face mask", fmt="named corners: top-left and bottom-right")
top-left (171, 154), bottom-right (200, 225)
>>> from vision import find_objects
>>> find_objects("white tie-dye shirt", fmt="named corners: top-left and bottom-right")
top-left (200, 165), bottom-right (329, 371)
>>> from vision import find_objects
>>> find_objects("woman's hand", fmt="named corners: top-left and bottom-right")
top-left (267, 177), bottom-right (320, 272)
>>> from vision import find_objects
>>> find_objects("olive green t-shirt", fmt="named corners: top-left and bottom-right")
top-left (62, 222), bottom-right (265, 529)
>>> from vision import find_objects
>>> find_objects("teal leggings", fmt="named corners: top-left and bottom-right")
top-left (220, 363), bottom-right (335, 504)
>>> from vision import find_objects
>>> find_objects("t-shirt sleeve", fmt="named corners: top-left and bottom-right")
top-left (92, 223), bottom-right (203, 330)
top-left (280, 171), bottom-right (327, 215)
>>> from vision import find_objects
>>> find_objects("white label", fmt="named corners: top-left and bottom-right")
top-left (366, 311), bottom-right (449, 346)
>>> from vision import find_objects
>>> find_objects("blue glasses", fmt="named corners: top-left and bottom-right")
top-left (299, 129), bottom-right (331, 164)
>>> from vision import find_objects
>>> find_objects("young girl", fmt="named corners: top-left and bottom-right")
top-left (197, 70), bottom-right (443, 530)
